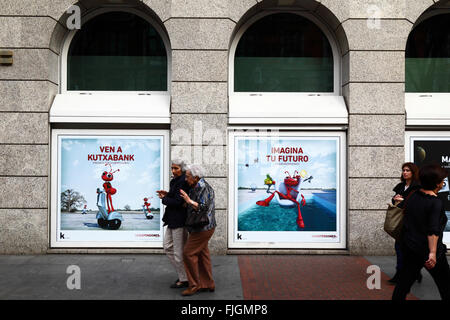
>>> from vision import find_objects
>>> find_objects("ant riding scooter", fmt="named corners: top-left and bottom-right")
top-left (96, 188), bottom-right (123, 230)
top-left (143, 197), bottom-right (154, 219)
top-left (96, 164), bottom-right (123, 230)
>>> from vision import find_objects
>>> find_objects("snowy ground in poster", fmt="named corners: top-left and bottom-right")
top-left (54, 134), bottom-right (165, 245)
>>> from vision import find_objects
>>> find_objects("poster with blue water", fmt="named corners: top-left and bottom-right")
top-left (51, 130), bottom-right (168, 248)
top-left (231, 132), bottom-right (345, 248)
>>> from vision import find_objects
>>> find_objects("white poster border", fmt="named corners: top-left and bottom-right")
top-left (405, 131), bottom-right (450, 246)
top-left (228, 129), bottom-right (347, 249)
top-left (50, 129), bottom-right (169, 248)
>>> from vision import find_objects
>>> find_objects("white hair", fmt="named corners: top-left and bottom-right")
top-left (171, 159), bottom-right (186, 172)
top-left (186, 164), bottom-right (204, 179)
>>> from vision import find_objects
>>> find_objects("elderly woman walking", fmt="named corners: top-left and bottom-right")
top-left (179, 164), bottom-right (216, 296)
top-left (157, 159), bottom-right (191, 289)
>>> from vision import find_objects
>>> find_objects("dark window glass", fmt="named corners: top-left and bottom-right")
top-left (406, 13), bottom-right (450, 92)
top-left (68, 11), bottom-right (167, 91)
top-left (234, 13), bottom-right (334, 92)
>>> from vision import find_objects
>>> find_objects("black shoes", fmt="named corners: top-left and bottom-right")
top-left (416, 272), bottom-right (422, 283)
top-left (170, 279), bottom-right (189, 289)
top-left (170, 278), bottom-right (215, 292)
top-left (388, 273), bottom-right (400, 284)
top-left (388, 271), bottom-right (422, 284)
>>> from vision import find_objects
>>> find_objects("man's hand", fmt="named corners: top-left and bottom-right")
top-left (156, 190), bottom-right (167, 199)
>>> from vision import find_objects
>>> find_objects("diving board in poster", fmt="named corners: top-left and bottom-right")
top-left (228, 131), bottom-right (346, 249)
top-left (50, 129), bottom-right (169, 248)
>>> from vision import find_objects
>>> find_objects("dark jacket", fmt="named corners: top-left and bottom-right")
top-left (401, 190), bottom-right (448, 260)
top-left (162, 174), bottom-right (190, 229)
top-left (186, 178), bottom-right (216, 233)
top-left (392, 180), bottom-right (421, 208)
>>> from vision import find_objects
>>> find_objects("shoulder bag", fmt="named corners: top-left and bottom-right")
top-left (185, 208), bottom-right (209, 228)
top-left (383, 190), bottom-right (416, 240)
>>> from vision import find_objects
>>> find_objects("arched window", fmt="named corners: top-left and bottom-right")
top-left (406, 13), bottom-right (450, 93)
top-left (229, 12), bottom-right (345, 125)
top-left (66, 11), bottom-right (168, 92)
top-left (234, 13), bottom-right (334, 93)
top-left (51, 9), bottom-right (171, 124)
top-left (405, 11), bottom-right (450, 126)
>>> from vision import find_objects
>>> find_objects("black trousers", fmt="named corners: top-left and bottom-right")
top-left (394, 240), bottom-right (404, 271)
top-left (392, 246), bottom-right (450, 300)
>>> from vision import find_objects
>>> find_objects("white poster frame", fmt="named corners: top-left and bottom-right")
top-left (50, 129), bottom-right (169, 248)
top-left (228, 129), bottom-right (347, 249)
top-left (405, 131), bottom-right (450, 246)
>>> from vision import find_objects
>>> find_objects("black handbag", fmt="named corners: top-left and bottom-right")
top-left (185, 209), bottom-right (209, 228)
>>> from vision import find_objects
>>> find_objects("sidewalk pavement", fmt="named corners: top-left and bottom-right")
top-left (0, 254), bottom-right (446, 300)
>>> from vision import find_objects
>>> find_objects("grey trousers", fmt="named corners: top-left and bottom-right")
top-left (163, 227), bottom-right (188, 282)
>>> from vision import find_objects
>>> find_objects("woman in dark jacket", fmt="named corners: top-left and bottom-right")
top-left (392, 163), bottom-right (450, 300)
top-left (389, 162), bottom-right (421, 284)
top-left (157, 159), bottom-right (191, 289)
top-left (179, 164), bottom-right (216, 296)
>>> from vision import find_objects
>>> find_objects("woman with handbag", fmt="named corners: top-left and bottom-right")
top-left (388, 162), bottom-right (421, 284)
top-left (179, 164), bottom-right (216, 296)
top-left (392, 163), bottom-right (450, 300)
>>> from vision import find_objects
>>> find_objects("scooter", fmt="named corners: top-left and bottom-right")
top-left (96, 188), bottom-right (123, 230)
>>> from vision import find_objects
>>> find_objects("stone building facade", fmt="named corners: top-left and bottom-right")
top-left (0, 0), bottom-right (449, 255)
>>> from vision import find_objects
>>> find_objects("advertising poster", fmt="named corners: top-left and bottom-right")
top-left (229, 131), bottom-right (346, 249)
top-left (408, 133), bottom-right (450, 244)
top-left (51, 130), bottom-right (168, 247)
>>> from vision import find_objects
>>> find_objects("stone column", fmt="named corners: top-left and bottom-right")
top-left (165, 0), bottom-right (256, 254)
top-left (0, 11), bottom-right (62, 253)
top-left (339, 0), bottom-right (433, 254)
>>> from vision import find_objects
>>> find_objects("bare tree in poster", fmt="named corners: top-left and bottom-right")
top-left (61, 189), bottom-right (87, 212)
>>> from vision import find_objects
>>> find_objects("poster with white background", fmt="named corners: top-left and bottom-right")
top-left (407, 132), bottom-right (450, 245)
top-left (51, 130), bottom-right (168, 248)
top-left (228, 131), bottom-right (346, 249)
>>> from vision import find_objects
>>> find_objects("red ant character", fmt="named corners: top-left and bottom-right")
top-left (101, 164), bottom-right (119, 214)
top-left (143, 197), bottom-right (154, 219)
top-left (143, 197), bottom-right (151, 214)
top-left (256, 170), bottom-right (307, 228)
